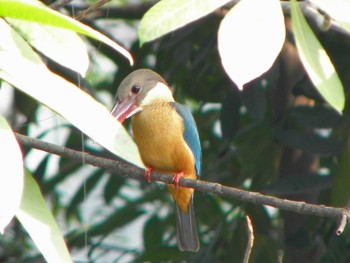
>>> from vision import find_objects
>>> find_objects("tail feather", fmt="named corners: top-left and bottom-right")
top-left (175, 198), bottom-right (200, 252)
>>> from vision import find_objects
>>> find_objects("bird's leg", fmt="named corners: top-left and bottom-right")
top-left (172, 172), bottom-right (184, 188)
top-left (145, 166), bottom-right (153, 183)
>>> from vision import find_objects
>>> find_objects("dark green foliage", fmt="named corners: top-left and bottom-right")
top-left (6, 1), bottom-right (350, 263)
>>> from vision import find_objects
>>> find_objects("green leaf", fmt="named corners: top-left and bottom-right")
top-left (138, 0), bottom-right (230, 45)
top-left (6, 18), bottom-right (89, 76)
top-left (0, 0), bottom-right (133, 65)
top-left (332, 136), bottom-right (350, 206)
top-left (218, 0), bottom-right (285, 89)
top-left (264, 174), bottom-right (331, 195)
top-left (103, 174), bottom-right (125, 205)
top-left (220, 87), bottom-right (241, 141)
top-left (143, 215), bottom-right (164, 251)
top-left (290, 0), bottom-right (345, 113)
top-left (16, 171), bottom-right (72, 263)
top-left (0, 19), bottom-right (144, 168)
top-left (273, 128), bottom-right (341, 156)
top-left (290, 105), bottom-right (341, 129)
top-left (0, 115), bottom-right (24, 233)
top-left (241, 81), bottom-right (267, 119)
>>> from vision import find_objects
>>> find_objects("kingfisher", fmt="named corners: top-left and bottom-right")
top-left (111, 69), bottom-right (201, 252)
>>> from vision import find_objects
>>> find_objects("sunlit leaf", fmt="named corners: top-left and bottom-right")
top-left (0, 115), bottom-right (24, 233)
top-left (138, 0), bottom-right (230, 45)
top-left (291, 0), bottom-right (345, 113)
top-left (218, 0), bottom-right (285, 89)
top-left (16, 171), bottom-right (72, 263)
top-left (6, 18), bottom-right (89, 77)
top-left (0, 0), bottom-right (133, 65)
top-left (0, 18), bottom-right (144, 168)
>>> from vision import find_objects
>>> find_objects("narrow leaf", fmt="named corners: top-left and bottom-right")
top-left (290, 0), bottom-right (345, 113)
top-left (218, 0), bottom-right (285, 89)
top-left (332, 136), bottom-right (350, 206)
top-left (16, 171), bottom-right (72, 263)
top-left (220, 87), bottom-right (241, 141)
top-left (138, 0), bottom-right (231, 45)
top-left (0, 0), bottom-right (133, 65)
top-left (0, 19), bottom-right (144, 168)
top-left (0, 115), bottom-right (24, 233)
top-left (6, 18), bottom-right (89, 77)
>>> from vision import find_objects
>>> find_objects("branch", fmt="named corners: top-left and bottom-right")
top-left (64, 2), bottom-right (152, 20)
top-left (15, 133), bottom-right (350, 233)
top-left (50, 0), bottom-right (73, 10)
top-left (74, 0), bottom-right (112, 21)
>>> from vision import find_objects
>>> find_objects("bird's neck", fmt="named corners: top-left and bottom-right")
top-left (140, 82), bottom-right (175, 106)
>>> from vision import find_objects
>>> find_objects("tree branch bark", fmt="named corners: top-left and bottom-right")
top-left (15, 133), bottom-right (350, 234)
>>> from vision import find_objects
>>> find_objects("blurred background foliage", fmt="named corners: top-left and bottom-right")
top-left (2, 0), bottom-right (350, 262)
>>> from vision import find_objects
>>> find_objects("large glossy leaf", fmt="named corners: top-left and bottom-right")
top-left (0, 19), bottom-right (144, 168)
top-left (138, 0), bottom-right (230, 45)
top-left (218, 0), bottom-right (285, 89)
top-left (16, 171), bottom-right (72, 263)
top-left (0, 0), bottom-right (133, 65)
top-left (6, 18), bottom-right (89, 77)
top-left (0, 115), bottom-right (24, 233)
top-left (290, 0), bottom-right (345, 113)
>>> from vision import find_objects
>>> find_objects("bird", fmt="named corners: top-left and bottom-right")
top-left (111, 69), bottom-right (201, 252)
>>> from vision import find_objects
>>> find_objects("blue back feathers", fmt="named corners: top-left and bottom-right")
top-left (171, 102), bottom-right (201, 177)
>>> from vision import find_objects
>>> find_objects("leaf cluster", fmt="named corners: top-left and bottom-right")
top-left (2, 0), bottom-right (350, 263)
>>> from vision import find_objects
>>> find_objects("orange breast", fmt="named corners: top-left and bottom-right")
top-left (131, 102), bottom-right (196, 211)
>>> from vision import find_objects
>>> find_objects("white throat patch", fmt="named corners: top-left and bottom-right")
top-left (140, 82), bottom-right (175, 106)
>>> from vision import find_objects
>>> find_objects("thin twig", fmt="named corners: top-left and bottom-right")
top-left (243, 216), bottom-right (254, 263)
top-left (15, 133), bottom-right (349, 232)
top-left (50, 0), bottom-right (73, 10)
top-left (74, 0), bottom-right (112, 20)
top-left (64, 2), bottom-right (152, 20)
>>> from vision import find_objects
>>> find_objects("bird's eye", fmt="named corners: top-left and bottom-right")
top-left (131, 85), bottom-right (141, 94)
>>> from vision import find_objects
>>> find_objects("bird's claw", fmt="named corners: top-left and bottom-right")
top-left (145, 166), bottom-right (153, 183)
top-left (172, 172), bottom-right (184, 188)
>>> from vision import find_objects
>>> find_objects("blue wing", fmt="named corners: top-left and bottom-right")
top-left (171, 102), bottom-right (201, 177)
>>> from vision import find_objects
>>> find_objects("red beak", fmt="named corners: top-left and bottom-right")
top-left (111, 96), bottom-right (139, 123)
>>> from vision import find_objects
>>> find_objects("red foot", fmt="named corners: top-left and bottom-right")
top-left (145, 166), bottom-right (153, 183)
top-left (172, 172), bottom-right (184, 188)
